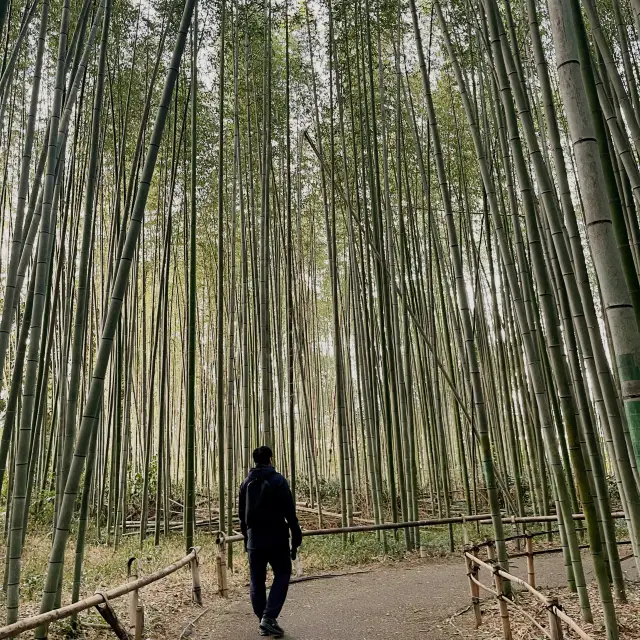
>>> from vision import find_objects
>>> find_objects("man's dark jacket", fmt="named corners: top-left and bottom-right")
top-left (239, 464), bottom-right (302, 551)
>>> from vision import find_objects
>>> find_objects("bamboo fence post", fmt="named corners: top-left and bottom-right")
top-left (190, 547), bottom-right (203, 605)
top-left (127, 557), bottom-right (138, 635)
top-left (134, 605), bottom-right (144, 640)
top-left (215, 534), bottom-right (228, 598)
top-left (512, 516), bottom-right (521, 551)
top-left (526, 533), bottom-right (536, 588)
top-left (548, 597), bottom-right (564, 640)
top-left (465, 551), bottom-right (482, 628)
top-left (486, 539), bottom-right (496, 562)
top-left (493, 568), bottom-right (512, 640)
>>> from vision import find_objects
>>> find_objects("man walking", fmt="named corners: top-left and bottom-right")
top-left (239, 446), bottom-right (302, 638)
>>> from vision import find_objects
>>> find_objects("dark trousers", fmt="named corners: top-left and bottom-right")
top-left (248, 546), bottom-right (292, 619)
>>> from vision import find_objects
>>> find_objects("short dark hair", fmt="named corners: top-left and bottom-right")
top-left (253, 445), bottom-right (273, 465)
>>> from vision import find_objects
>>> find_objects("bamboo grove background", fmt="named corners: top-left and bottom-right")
top-left (0, 0), bottom-right (639, 634)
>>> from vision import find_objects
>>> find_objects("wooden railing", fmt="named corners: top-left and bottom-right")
top-left (465, 538), bottom-right (594, 640)
top-left (0, 547), bottom-right (202, 639)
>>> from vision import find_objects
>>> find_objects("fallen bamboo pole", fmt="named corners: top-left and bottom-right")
top-left (295, 505), bottom-right (374, 524)
top-left (0, 548), bottom-right (200, 638)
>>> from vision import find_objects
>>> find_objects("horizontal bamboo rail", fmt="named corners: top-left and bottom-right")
top-left (510, 539), bottom-right (631, 559)
top-left (223, 511), bottom-right (622, 546)
top-left (468, 571), bottom-right (498, 597)
top-left (0, 547), bottom-right (202, 639)
top-left (222, 512), bottom-right (498, 544)
top-left (478, 512), bottom-right (626, 525)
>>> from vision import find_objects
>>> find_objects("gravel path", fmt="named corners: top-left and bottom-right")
top-left (188, 550), bottom-right (637, 640)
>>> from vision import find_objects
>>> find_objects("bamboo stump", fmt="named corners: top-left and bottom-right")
top-left (134, 605), bottom-right (144, 640)
top-left (215, 534), bottom-right (229, 598)
top-left (525, 534), bottom-right (536, 588)
top-left (127, 557), bottom-right (138, 636)
top-left (548, 597), bottom-right (563, 640)
top-left (190, 547), bottom-right (203, 605)
top-left (462, 516), bottom-right (469, 546)
top-left (486, 539), bottom-right (496, 563)
top-left (465, 551), bottom-right (482, 628)
top-left (512, 516), bottom-right (521, 552)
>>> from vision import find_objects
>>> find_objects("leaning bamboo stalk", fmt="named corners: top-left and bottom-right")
top-left (0, 548), bottom-right (199, 638)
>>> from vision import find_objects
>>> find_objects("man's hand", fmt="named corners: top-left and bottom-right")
top-left (290, 547), bottom-right (297, 561)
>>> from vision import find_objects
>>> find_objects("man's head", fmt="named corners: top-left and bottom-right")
top-left (253, 445), bottom-right (273, 466)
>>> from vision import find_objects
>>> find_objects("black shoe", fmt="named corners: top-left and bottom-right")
top-left (259, 616), bottom-right (284, 638)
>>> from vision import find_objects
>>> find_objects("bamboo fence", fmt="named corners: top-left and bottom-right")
top-left (0, 548), bottom-right (202, 639)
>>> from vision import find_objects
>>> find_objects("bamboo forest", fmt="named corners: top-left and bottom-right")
top-left (3, 0), bottom-right (640, 635)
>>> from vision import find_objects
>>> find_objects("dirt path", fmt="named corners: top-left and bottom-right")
top-left (184, 550), bottom-right (637, 640)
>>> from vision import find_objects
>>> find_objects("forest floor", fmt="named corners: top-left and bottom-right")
top-left (12, 529), bottom-right (636, 639)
